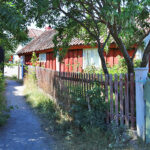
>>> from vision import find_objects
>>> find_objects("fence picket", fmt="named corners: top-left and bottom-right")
top-left (86, 73), bottom-right (89, 92)
top-left (114, 74), bottom-right (118, 125)
top-left (84, 73), bottom-right (86, 98)
top-left (30, 67), bottom-right (136, 129)
top-left (88, 73), bottom-right (90, 90)
top-left (91, 73), bottom-right (94, 89)
top-left (125, 74), bottom-right (129, 127)
top-left (119, 74), bottom-right (124, 125)
top-left (130, 73), bottom-right (135, 129)
top-left (105, 74), bottom-right (109, 123)
top-left (81, 73), bottom-right (84, 96)
top-left (109, 74), bottom-right (113, 121)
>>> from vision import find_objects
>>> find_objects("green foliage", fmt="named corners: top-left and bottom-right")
top-left (0, 71), bottom-right (9, 126)
top-left (0, 71), bottom-right (4, 92)
top-left (83, 65), bottom-right (99, 74)
top-left (20, 0), bottom-right (150, 73)
top-left (84, 57), bottom-right (142, 75)
top-left (4, 51), bottom-right (14, 63)
top-left (115, 56), bottom-right (128, 74)
top-left (24, 72), bottom-right (138, 149)
top-left (31, 52), bottom-right (39, 66)
top-left (134, 59), bottom-right (142, 68)
top-left (0, 1), bottom-right (28, 58)
top-left (70, 82), bottom-right (107, 130)
top-left (5, 62), bottom-right (20, 67)
top-left (24, 73), bottom-right (71, 133)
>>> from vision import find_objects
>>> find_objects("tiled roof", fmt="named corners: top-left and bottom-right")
top-left (28, 29), bottom-right (43, 39)
top-left (17, 29), bottom-right (87, 55)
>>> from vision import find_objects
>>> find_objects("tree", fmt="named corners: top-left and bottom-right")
top-left (18, 0), bottom-right (150, 74)
top-left (0, 1), bottom-right (28, 72)
top-left (0, 47), bottom-right (4, 74)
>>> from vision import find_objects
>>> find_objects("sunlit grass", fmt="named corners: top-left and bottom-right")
top-left (24, 72), bottom-right (150, 150)
top-left (24, 73), bottom-right (71, 133)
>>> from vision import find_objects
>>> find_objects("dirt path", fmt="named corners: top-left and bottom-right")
top-left (0, 80), bottom-right (54, 150)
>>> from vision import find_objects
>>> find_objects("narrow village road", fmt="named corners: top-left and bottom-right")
top-left (0, 80), bottom-right (54, 150)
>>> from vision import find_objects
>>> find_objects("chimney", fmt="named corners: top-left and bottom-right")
top-left (45, 26), bottom-right (52, 31)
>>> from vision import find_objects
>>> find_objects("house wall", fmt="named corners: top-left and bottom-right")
top-left (83, 47), bottom-right (135, 68)
top-left (46, 52), bottom-right (56, 70)
top-left (105, 49), bottom-right (134, 67)
top-left (60, 49), bottom-right (83, 72)
top-left (23, 46), bottom-right (135, 72)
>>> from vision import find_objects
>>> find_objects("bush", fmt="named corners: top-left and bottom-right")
top-left (83, 65), bottom-right (100, 74)
top-left (24, 70), bottom-right (135, 150)
top-left (84, 57), bottom-right (142, 75)
top-left (70, 82), bottom-right (108, 130)
top-left (0, 71), bottom-right (9, 126)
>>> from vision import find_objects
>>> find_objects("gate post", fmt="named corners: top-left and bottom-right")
top-left (20, 56), bottom-right (25, 80)
top-left (135, 68), bottom-right (148, 141)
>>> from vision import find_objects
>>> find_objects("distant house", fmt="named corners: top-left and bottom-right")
top-left (17, 28), bottom-right (148, 72)
top-left (13, 28), bottom-right (43, 63)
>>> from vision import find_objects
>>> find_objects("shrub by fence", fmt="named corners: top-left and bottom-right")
top-left (30, 66), bottom-right (136, 129)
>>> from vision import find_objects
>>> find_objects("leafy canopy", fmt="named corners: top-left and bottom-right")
top-left (21, 0), bottom-right (149, 48)
top-left (0, 0), bottom-right (28, 53)
top-left (14, 0), bottom-right (150, 73)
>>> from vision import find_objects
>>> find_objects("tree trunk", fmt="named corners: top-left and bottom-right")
top-left (0, 47), bottom-right (4, 74)
top-left (141, 40), bottom-right (150, 67)
top-left (109, 29), bottom-right (134, 74)
top-left (97, 41), bottom-right (109, 75)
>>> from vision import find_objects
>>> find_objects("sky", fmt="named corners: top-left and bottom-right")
top-left (27, 23), bottom-right (45, 31)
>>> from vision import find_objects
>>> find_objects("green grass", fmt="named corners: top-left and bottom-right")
top-left (24, 73), bottom-right (150, 150)
top-left (0, 73), bottom-right (9, 126)
top-left (5, 63), bottom-right (20, 67)
top-left (5, 75), bottom-right (23, 84)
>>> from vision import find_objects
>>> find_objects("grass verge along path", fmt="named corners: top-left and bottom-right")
top-left (24, 73), bottom-right (150, 150)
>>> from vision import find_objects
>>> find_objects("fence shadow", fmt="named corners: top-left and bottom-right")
top-left (28, 66), bottom-right (136, 129)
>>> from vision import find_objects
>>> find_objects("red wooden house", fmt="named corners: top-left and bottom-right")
top-left (17, 28), bottom-right (136, 72)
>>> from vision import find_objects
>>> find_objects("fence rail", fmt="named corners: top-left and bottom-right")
top-left (30, 66), bottom-right (136, 129)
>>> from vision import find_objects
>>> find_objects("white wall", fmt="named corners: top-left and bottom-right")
top-left (56, 55), bottom-right (60, 71)
top-left (13, 45), bottom-right (23, 63)
top-left (4, 66), bottom-right (22, 79)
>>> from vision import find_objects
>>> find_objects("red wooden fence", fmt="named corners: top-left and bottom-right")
top-left (31, 66), bottom-right (136, 129)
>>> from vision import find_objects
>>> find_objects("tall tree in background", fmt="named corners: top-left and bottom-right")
top-left (0, 1), bottom-right (28, 72)
top-left (15, 0), bottom-right (150, 74)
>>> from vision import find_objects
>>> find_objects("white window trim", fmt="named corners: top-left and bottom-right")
top-left (39, 53), bottom-right (46, 62)
top-left (83, 48), bottom-right (101, 69)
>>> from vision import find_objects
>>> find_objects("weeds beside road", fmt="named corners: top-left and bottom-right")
top-left (0, 72), bottom-right (9, 126)
top-left (23, 72), bottom-right (150, 150)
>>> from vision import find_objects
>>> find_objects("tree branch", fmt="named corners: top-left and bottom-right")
top-left (131, 30), bottom-right (150, 60)
top-left (58, 6), bottom-right (97, 39)
top-left (141, 40), bottom-right (150, 67)
top-left (102, 32), bottom-right (110, 51)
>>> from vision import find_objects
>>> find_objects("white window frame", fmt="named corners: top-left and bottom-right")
top-left (39, 53), bottom-right (46, 62)
top-left (83, 48), bottom-right (101, 69)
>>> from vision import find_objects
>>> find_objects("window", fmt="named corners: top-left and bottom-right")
top-left (39, 53), bottom-right (46, 62)
top-left (83, 48), bottom-right (101, 69)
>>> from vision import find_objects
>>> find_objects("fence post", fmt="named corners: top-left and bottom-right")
top-left (135, 68), bottom-right (148, 141)
top-left (18, 64), bottom-right (20, 79)
top-left (20, 56), bottom-right (25, 80)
